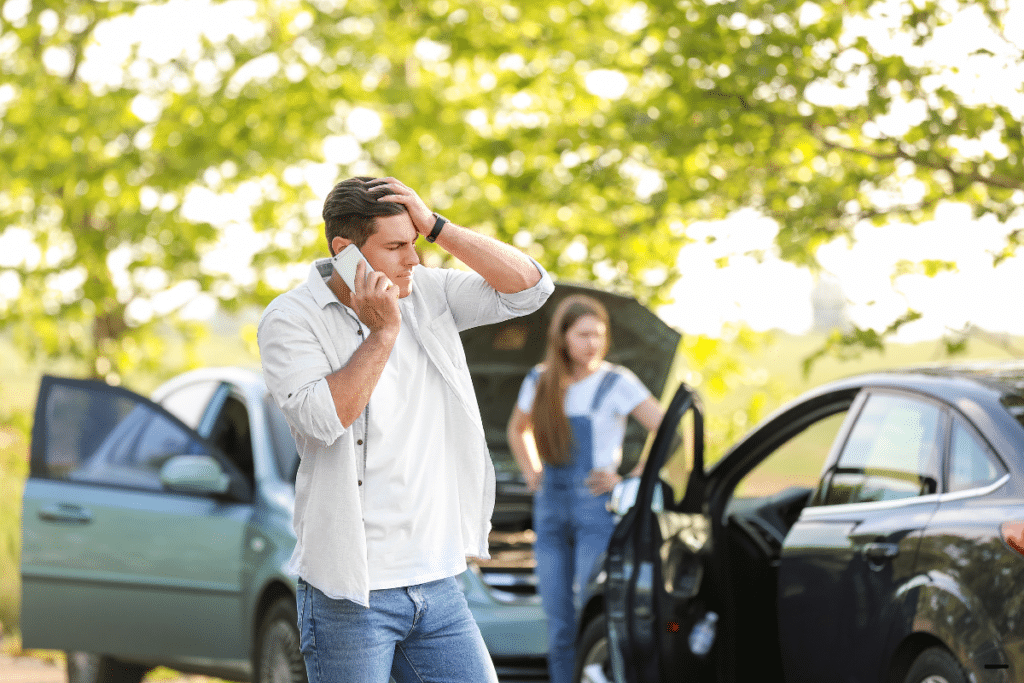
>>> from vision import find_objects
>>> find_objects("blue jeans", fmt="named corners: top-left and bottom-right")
top-left (534, 480), bottom-right (616, 683)
top-left (295, 576), bottom-right (498, 683)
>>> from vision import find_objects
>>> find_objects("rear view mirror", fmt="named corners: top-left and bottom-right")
top-left (160, 455), bottom-right (230, 495)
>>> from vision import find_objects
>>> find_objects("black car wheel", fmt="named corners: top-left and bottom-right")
top-left (255, 596), bottom-right (308, 683)
top-left (574, 615), bottom-right (612, 683)
top-left (65, 652), bottom-right (147, 683)
top-left (902, 647), bottom-right (967, 683)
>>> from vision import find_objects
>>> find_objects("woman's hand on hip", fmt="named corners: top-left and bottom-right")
top-left (585, 468), bottom-right (621, 496)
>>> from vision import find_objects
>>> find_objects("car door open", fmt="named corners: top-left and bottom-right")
top-left (604, 383), bottom-right (712, 683)
top-left (21, 375), bottom-right (252, 664)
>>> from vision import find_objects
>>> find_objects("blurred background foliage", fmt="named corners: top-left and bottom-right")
top-left (0, 0), bottom-right (1021, 381)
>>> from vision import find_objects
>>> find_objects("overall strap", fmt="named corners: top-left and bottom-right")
top-left (590, 370), bottom-right (621, 412)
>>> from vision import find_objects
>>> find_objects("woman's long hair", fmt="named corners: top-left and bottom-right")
top-left (531, 294), bottom-right (610, 466)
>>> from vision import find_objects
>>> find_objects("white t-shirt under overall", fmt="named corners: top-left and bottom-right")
top-left (516, 362), bottom-right (651, 471)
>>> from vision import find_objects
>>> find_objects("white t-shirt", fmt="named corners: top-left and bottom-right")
top-left (362, 300), bottom-right (467, 590)
top-left (516, 361), bottom-right (651, 471)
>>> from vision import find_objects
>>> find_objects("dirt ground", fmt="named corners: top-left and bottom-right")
top-left (0, 654), bottom-right (65, 683)
top-left (0, 654), bottom-right (222, 683)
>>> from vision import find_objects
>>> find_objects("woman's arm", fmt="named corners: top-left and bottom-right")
top-left (507, 406), bottom-right (543, 492)
top-left (625, 396), bottom-right (665, 478)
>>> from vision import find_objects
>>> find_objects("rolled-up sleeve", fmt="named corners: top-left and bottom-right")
top-left (258, 307), bottom-right (346, 446)
top-left (441, 258), bottom-right (555, 331)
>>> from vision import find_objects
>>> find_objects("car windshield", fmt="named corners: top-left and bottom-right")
top-left (263, 393), bottom-right (299, 484)
top-left (1002, 393), bottom-right (1024, 432)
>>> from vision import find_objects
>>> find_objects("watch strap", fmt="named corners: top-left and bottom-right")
top-left (426, 213), bottom-right (448, 243)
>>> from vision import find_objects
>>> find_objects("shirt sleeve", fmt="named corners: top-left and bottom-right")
top-left (515, 367), bottom-right (542, 414)
top-left (258, 305), bottom-right (347, 446)
top-left (435, 258), bottom-right (554, 331)
top-left (609, 366), bottom-right (652, 416)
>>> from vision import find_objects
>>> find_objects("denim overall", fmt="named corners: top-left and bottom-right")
top-left (533, 370), bottom-right (621, 683)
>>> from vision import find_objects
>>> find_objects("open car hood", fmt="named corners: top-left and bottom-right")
top-left (459, 281), bottom-right (681, 519)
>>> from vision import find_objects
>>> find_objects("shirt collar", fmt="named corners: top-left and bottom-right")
top-left (309, 258), bottom-right (339, 310)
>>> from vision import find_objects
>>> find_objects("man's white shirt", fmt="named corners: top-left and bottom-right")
top-left (258, 257), bottom-right (554, 606)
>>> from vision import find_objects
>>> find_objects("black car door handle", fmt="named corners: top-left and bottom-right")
top-left (863, 542), bottom-right (899, 560)
top-left (38, 503), bottom-right (93, 525)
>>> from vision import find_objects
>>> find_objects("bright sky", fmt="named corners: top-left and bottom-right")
top-left (660, 203), bottom-right (1024, 341)
top-left (5, 0), bottom-right (1024, 341)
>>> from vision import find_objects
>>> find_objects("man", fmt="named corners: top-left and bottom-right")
top-left (258, 176), bottom-right (554, 682)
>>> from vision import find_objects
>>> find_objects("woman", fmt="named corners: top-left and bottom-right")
top-left (507, 294), bottom-right (664, 683)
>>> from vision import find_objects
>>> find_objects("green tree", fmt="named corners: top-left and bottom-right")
top-left (1, 0), bottom-right (1021, 380)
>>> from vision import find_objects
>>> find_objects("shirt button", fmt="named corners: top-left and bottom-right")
top-left (357, 439), bottom-right (363, 445)
top-left (357, 329), bottom-right (363, 336)
top-left (358, 480), bottom-right (363, 486)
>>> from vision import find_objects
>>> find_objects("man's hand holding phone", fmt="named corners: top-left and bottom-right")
top-left (334, 245), bottom-right (400, 336)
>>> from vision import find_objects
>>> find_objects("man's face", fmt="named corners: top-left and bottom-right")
top-left (360, 213), bottom-right (420, 298)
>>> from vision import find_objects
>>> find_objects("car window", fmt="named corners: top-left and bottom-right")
top-left (72, 405), bottom-right (209, 490)
top-left (208, 394), bottom-right (255, 483)
top-left (158, 380), bottom-right (221, 430)
top-left (947, 418), bottom-right (1005, 492)
top-left (734, 411), bottom-right (848, 499)
top-left (264, 393), bottom-right (299, 483)
top-left (41, 383), bottom-right (137, 480)
top-left (658, 404), bottom-right (696, 508)
top-left (821, 393), bottom-right (943, 505)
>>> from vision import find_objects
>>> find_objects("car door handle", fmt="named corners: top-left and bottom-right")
top-left (862, 542), bottom-right (899, 561)
top-left (38, 503), bottom-right (93, 525)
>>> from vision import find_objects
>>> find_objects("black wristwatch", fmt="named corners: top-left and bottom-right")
top-left (426, 213), bottom-right (448, 243)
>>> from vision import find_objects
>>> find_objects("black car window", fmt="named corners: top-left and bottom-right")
top-left (822, 393), bottom-right (942, 505)
top-left (157, 380), bottom-right (221, 430)
top-left (264, 393), bottom-right (299, 483)
top-left (947, 418), bottom-right (1005, 492)
top-left (658, 403), bottom-right (697, 508)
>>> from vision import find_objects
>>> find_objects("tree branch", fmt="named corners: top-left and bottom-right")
top-left (811, 126), bottom-right (1024, 192)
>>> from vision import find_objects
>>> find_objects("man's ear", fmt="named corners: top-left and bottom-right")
top-left (331, 236), bottom-right (351, 256)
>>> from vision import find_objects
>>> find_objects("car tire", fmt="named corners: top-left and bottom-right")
top-left (573, 615), bottom-right (612, 683)
top-left (902, 647), bottom-right (967, 683)
top-left (65, 652), bottom-right (147, 683)
top-left (255, 596), bottom-right (308, 683)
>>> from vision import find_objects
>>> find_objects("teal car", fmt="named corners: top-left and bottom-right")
top-left (20, 367), bottom-right (548, 683)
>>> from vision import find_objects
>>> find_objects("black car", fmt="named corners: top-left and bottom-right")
top-left (576, 361), bottom-right (1024, 683)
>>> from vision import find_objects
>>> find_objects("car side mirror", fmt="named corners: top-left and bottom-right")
top-left (608, 476), bottom-right (641, 516)
top-left (608, 476), bottom-right (664, 516)
top-left (160, 455), bottom-right (230, 495)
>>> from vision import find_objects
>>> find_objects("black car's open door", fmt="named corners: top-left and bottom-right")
top-left (604, 383), bottom-right (715, 683)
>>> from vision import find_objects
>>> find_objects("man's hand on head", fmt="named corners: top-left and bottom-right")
top-left (369, 177), bottom-right (435, 238)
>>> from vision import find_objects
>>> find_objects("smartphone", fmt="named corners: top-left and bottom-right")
top-left (332, 244), bottom-right (374, 291)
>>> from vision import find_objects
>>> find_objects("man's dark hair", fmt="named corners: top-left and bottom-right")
top-left (322, 177), bottom-right (406, 253)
